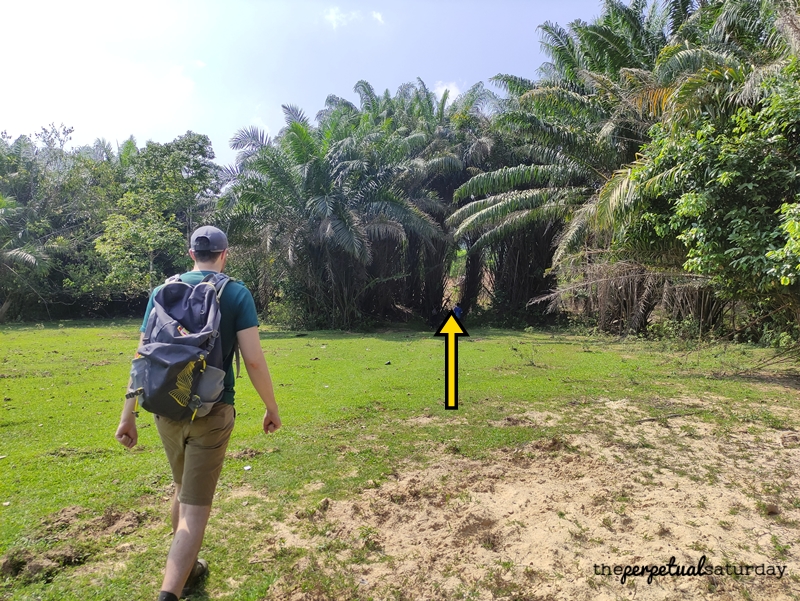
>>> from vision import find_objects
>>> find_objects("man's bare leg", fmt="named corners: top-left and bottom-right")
top-left (160, 503), bottom-right (211, 596)
top-left (170, 484), bottom-right (181, 534)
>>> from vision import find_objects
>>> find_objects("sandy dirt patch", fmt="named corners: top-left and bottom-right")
top-left (267, 419), bottom-right (800, 600)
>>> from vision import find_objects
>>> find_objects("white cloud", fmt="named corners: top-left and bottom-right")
top-left (434, 81), bottom-right (461, 104)
top-left (371, 11), bottom-right (384, 24)
top-left (194, 60), bottom-right (207, 68)
top-left (250, 116), bottom-right (269, 132)
top-left (324, 7), bottom-right (362, 29)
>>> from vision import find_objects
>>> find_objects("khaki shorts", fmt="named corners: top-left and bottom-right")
top-left (154, 402), bottom-right (235, 506)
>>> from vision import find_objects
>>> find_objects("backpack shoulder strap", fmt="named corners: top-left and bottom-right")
top-left (200, 272), bottom-right (232, 302)
top-left (143, 278), bottom-right (181, 343)
top-left (216, 276), bottom-right (232, 303)
top-left (233, 340), bottom-right (241, 379)
top-left (202, 273), bottom-right (241, 376)
top-left (214, 275), bottom-right (243, 377)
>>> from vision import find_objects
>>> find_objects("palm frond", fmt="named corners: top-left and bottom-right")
top-left (364, 216), bottom-right (407, 244)
top-left (424, 155), bottom-right (464, 178)
top-left (282, 104), bottom-right (309, 126)
top-left (453, 163), bottom-right (587, 202)
top-left (451, 188), bottom-right (578, 239)
top-left (537, 21), bottom-right (583, 82)
top-left (327, 205), bottom-right (371, 263)
top-left (282, 121), bottom-right (320, 166)
top-left (354, 80), bottom-right (379, 113)
top-left (306, 194), bottom-right (336, 218)
top-left (552, 196), bottom-right (597, 265)
top-left (2, 247), bottom-right (39, 267)
top-left (520, 85), bottom-right (606, 123)
top-left (639, 164), bottom-right (682, 197)
top-left (230, 126), bottom-right (271, 152)
top-left (669, 64), bottom-right (749, 121)
top-left (654, 47), bottom-right (742, 84)
top-left (325, 94), bottom-right (358, 113)
top-left (467, 197), bottom-right (577, 255)
top-left (736, 60), bottom-right (789, 104)
top-left (494, 110), bottom-right (602, 161)
top-left (409, 194), bottom-right (449, 219)
top-left (490, 73), bottom-right (537, 96)
top-left (437, 89), bottom-right (450, 124)
top-left (595, 165), bottom-right (639, 228)
top-left (575, 21), bottom-right (643, 73)
top-left (464, 137), bottom-right (493, 167)
top-left (247, 146), bottom-right (304, 205)
top-left (668, 0), bottom-right (693, 37)
top-left (366, 188), bottom-right (442, 241)
top-left (401, 132), bottom-right (428, 155)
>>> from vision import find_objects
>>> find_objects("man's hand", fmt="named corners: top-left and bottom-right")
top-left (117, 333), bottom-right (145, 450)
top-left (263, 409), bottom-right (281, 434)
top-left (238, 326), bottom-right (281, 435)
top-left (115, 419), bottom-right (138, 449)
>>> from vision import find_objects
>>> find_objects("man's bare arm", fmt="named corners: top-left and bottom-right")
top-left (115, 333), bottom-right (144, 448)
top-left (237, 326), bottom-right (281, 434)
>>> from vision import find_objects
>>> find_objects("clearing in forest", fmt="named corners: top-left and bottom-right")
top-left (1, 321), bottom-right (799, 600)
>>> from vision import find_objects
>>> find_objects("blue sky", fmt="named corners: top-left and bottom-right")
top-left (6, 0), bottom-right (603, 165)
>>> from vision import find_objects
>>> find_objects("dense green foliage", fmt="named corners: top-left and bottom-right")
top-left (3, 0), bottom-right (800, 338)
top-left (0, 130), bottom-right (218, 320)
top-left (620, 72), bottom-right (800, 298)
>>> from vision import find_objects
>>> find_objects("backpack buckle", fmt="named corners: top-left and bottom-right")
top-left (189, 395), bottom-right (203, 421)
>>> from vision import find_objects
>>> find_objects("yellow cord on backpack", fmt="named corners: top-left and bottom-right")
top-left (191, 356), bottom-right (206, 421)
top-left (126, 388), bottom-right (143, 417)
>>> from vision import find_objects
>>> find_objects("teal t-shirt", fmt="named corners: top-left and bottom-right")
top-left (140, 271), bottom-right (260, 405)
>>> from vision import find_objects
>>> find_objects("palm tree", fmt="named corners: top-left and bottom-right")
top-left (550, 0), bottom-right (800, 332)
top-left (446, 0), bottom-right (743, 327)
top-left (382, 79), bottom-right (500, 316)
top-left (225, 78), bottom-right (504, 326)
top-left (0, 193), bottom-right (49, 321)
top-left (227, 99), bottom-right (443, 328)
top-left (447, 2), bottom-right (672, 313)
top-left (319, 78), bottom-right (501, 316)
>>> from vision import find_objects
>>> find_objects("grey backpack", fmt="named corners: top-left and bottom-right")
top-left (126, 273), bottom-right (231, 421)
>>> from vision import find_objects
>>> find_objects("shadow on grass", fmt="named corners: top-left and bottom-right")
top-left (718, 371), bottom-right (800, 391)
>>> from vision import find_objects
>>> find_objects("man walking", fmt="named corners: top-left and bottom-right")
top-left (115, 225), bottom-right (281, 601)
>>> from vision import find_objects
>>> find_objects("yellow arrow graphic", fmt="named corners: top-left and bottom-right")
top-left (434, 311), bottom-right (469, 410)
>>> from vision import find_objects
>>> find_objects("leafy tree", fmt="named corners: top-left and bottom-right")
top-left (128, 132), bottom-right (221, 239)
top-left (616, 67), bottom-right (800, 305)
top-left (0, 127), bottom-right (216, 318)
top-left (95, 193), bottom-right (186, 294)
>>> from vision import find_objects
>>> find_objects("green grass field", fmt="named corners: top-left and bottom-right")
top-left (1, 320), bottom-right (799, 600)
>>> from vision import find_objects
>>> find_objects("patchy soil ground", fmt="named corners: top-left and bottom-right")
top-left (264, 401), bottom-right (800, 600)
top-left (0, 506), bottom-right (150, 585)
top-left (5, 398), bottom-right (800, 599)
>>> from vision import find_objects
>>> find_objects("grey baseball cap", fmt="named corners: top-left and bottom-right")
top-left (190, 225), bottom-right (228, 252)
